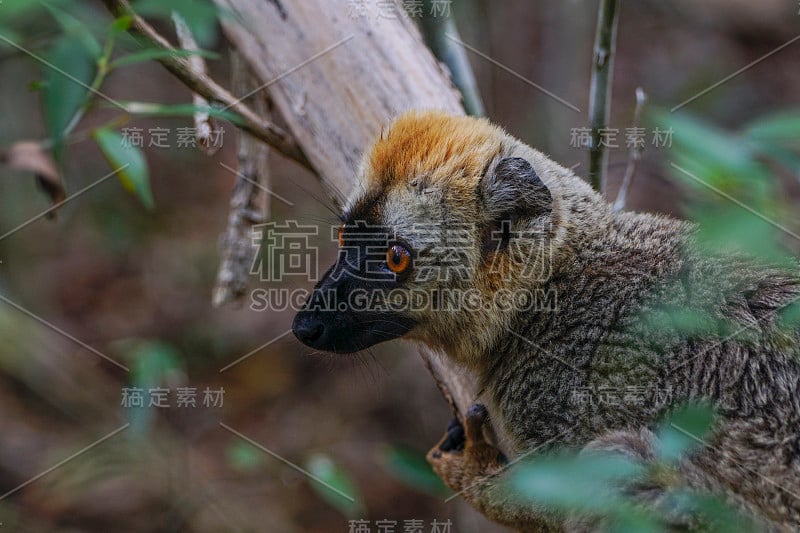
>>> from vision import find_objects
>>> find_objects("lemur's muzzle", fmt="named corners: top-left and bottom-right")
top-left (292, 260), bottom-right (414, 353)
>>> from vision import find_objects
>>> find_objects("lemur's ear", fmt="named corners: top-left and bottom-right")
top-left (481, 157), bottom-right (552, 221)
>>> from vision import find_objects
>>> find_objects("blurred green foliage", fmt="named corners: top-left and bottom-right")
top-left (132, 0), bottom-right (221, 47)
top-left (382, 445), bottom-right (450, 497)
top-left (305, 453), bottom-right (365, 518)
top-left (652, 108), bottom-right (800, 264)
top-left (510, 403), bottom-right (754, 532)
top-left (0, 0), bottom-right (227, 210)
top-left (226, 440), bottom-right (264, 472)
top-left (94, 128), bottom-right (154, 210)
top-left (119, 339), bottom-right (186, 435)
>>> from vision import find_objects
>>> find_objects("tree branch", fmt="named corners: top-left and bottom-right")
top-left (588, 0), bottom-right (620, 194)
top-left (100, 0), bottom-right (312, 171)
top-left (418, 0), bottom-right (485, 117)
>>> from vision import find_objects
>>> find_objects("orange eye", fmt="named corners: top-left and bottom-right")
top-left (386, 244), bottom-right (412, 274)
top-left (337, 225), bottom-right (345, 247)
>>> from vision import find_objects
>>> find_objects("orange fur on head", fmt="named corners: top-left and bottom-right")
top-left (366, 110), bottom-right (504, 190)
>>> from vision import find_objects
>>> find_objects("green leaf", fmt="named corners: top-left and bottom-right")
top-left (42, 35), bottom-right (98, 160)
top-left (132, 0), bottom-right (221, 47)
top-left (642, 306), bottom-right (724, 338)
top-left (117, 339), bottom-right (185, 436)
top-left (0, 28), bottom-right (24, 50)
top-left (651, 109), bottom-right (772, 196)
top-left (382, 445), bottom-right (450, 497)
top-left (511, 452), bottom-right (642, 514)
top-left (304, 454), bottom-right (364, 518)
top-left (666, 490), bottom-right (757, 532)
top-left (746, 137), bottom-right (800, 178)
top-left (43, 2), bottom-right (102, 59)
top-left (607, 512), bottom-right (663, 533)
top-left (110, 48), bottom-right (220, 69)
top-left (744, 110), bottom-right (800, 143)
top-left (689, 204), bottom-right (792, 263)
top-left (0, 0), bottom-right (57, 22)
top-left (110, 15), bottom-right (134, 35)
top-left (93, 128), bottom-right (154, 209)
top-left (126, 340), bottom-right (184, 388)
top-left (226, 440), bottom-right (263, 472)
top-left (655, 402), bottom-right (716, 464)
top-left (778, 299), bottom-right (800, 329)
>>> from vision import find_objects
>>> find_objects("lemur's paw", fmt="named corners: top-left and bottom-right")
top-left (427, 403), bottom-right (507, 494)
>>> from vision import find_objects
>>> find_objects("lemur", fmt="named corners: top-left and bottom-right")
top-left (292, 110), bottom-right (800, 531)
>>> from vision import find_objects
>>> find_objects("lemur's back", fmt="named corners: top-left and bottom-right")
top-left (485, 208), bottom-right (800, 527)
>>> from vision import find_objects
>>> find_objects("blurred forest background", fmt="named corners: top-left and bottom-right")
top-left (1, 0), bottom-right (800, 531)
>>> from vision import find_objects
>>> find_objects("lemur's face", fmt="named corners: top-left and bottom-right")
top-left (293, 111), bottom-right (553, 354)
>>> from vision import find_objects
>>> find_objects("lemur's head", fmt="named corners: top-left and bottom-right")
top-left (293, 110), bottom-right (587, 361)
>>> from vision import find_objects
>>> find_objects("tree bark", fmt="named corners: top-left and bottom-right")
top-left (215, 0), bottom-right (509, 450)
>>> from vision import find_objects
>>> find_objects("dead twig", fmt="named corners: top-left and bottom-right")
top-left (171, 12), bottom-right (221, 155)
top-left (212, 52), bottom-right (271, 307)
top-left (613, 87), bottom-right (647, 212)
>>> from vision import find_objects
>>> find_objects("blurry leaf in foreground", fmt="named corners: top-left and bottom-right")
top-left (0, 28), bottom-right (24, 51)
top-left (304, 453), bottom-right (364, 518)
top-left (746, 138), bottom-right (800, 179)
top-left (606, 510), bottom-right (663, 533)
top-left (0, 0), bottom-right (65, 24)
top-left (510, 452), bottom-right (642, 514)
top-left (110, 15), bottom-right (134, 35)
top-left (43, 2), bottom-right (102, 59)
top-left (125, 340), bottom-right (185, 388)
top-left (382, 445), bottom-right (450, 497)
top-left (42, 35), bottom-right (97, 160)
top-left (688, 203), bottom-right (793, 265)
top-left (93, 128), bottom-right (154, 210)
top-left (0, 141), bottom-right (64, 216)
top-left (652, 109), bottom-right (768, 189)
top-left (778, 298), bottom-right (800, 329)
top-left (641, 305), bottom-right (724, 339)
top-left (132, 0), bottom-right (221, 47)
top-left (666, 490), bottom-right (757, 532)
top-left (226, 440), bottom-right (264, 472)
top-left (118, 339), bottom-right (185, 436)
top-left (744, 109), bottom-right (800, 145)
top-left (655, 402), bottom-right (716, 464)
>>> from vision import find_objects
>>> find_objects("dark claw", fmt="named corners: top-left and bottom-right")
top-left (466, 403), bottom-right (488, 423)
top-left (439, 417), bottom-right (466, 452)
top-left (464, 403), bottom-right (489, 442)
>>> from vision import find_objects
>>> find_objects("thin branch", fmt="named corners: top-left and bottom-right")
top-left (418, 1), bottom-right (485, 117)
top-left (100, 0), bottom-right (312, 171)
top-left (587, 0), bottom-right (620, 194)
top-left (172, 12), bottom-right (220, 155)
top-left (613, 87), bottom-right (647, 212)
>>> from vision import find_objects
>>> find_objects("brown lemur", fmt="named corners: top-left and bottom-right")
top-left (292, 110), bottom-right (800, 531)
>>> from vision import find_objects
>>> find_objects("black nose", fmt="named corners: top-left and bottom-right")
top-left (294, 320), bottom-right (324, 345)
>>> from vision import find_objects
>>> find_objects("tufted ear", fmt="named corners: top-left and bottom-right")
top-left (481, 157), bottom-right (552, 222)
